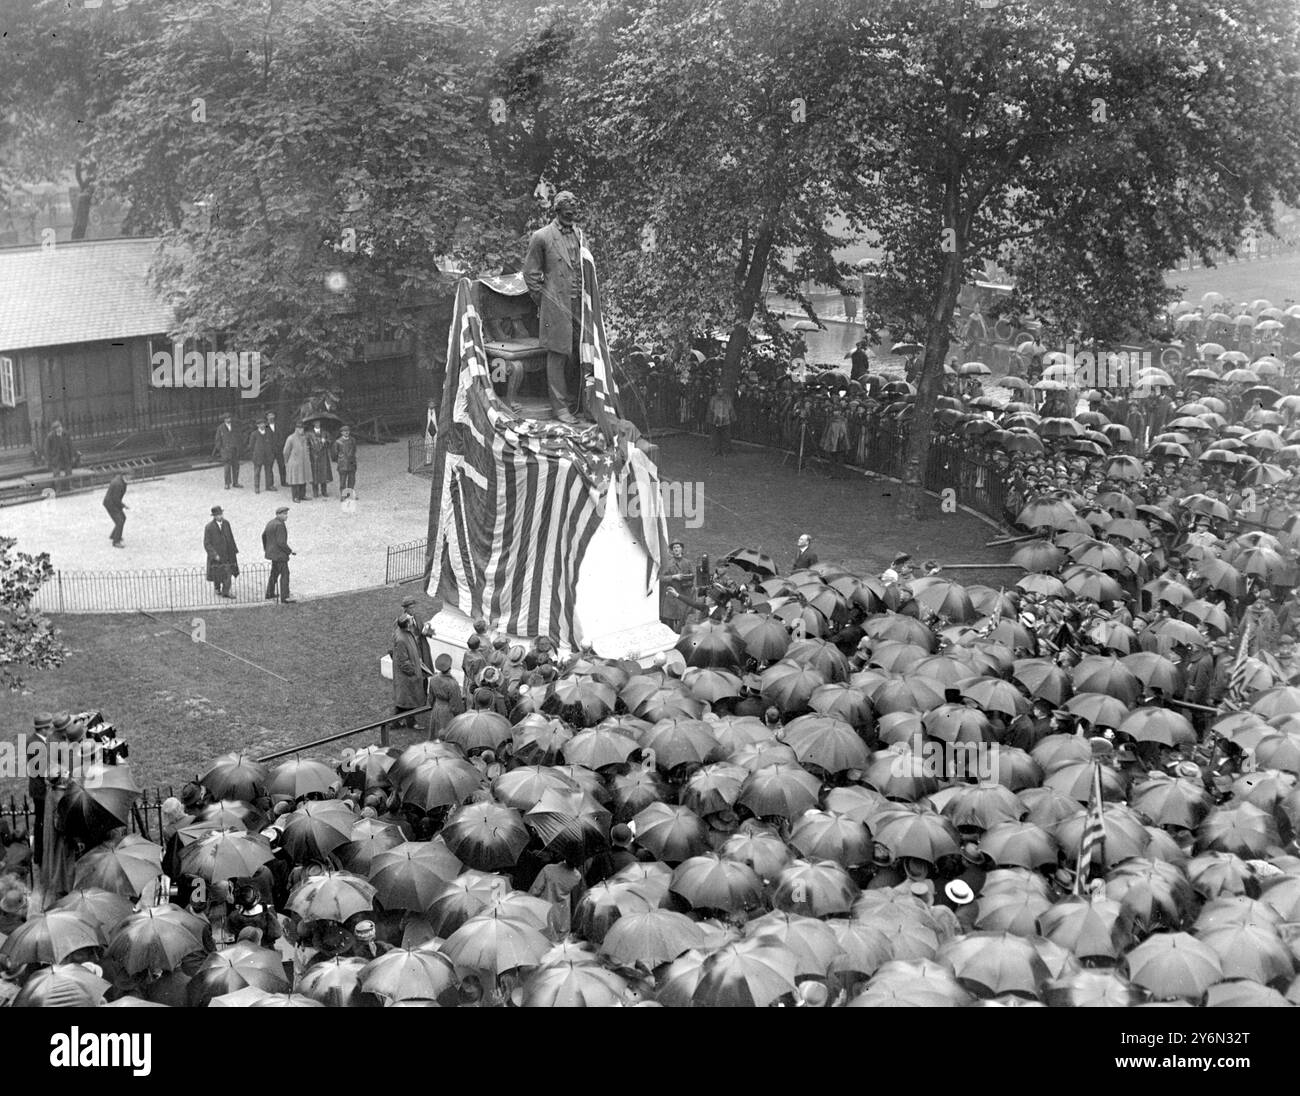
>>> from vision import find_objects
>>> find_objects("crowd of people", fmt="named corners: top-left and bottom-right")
top-left (2, 294), bottom-right (1298, 1008)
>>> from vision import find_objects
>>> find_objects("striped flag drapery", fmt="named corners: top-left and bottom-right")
top-left (1223, 619), bottom-right (1258, 711)
top-left (427, 278), bottom-right (617, 647)
top-left (1073, 761), bottom-right (1107, 897)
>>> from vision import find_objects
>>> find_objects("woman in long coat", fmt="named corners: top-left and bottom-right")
top-left (282, 424), bottom-right (312, 502)
top-left (307, 422), bottom-right (334, 498)
top-left (427, 653), bottom-right (465, 738)
top-left (389, 616), bottom-right (428, 730)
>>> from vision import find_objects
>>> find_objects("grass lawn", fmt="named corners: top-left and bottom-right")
top-left (1, 433), bottom-right (1015, 793)
top-left (1165, 253), bottom-right (1300, 307)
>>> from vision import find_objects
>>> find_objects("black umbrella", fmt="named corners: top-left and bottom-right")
top-left (723, 548), bottom-right (779, 578)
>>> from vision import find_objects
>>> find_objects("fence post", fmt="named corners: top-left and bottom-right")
top-left (57, 570), bottom-right (65, 614)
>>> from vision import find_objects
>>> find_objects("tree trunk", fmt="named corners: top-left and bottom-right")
top-left (71, 161), bottom-right (95, 241)
top-left (897, 222), bottom-right (963, 524)
top-left (721, 223), bottom-right (776, 392)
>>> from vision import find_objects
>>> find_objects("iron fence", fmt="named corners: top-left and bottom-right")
top-left (32, 564), bottom-right (273, 614)
top-left (408, 436), bottom-right (438, 476)
top-left (385, 537), bottom-right (429, 585)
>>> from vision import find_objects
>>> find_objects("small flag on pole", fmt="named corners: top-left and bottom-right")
top-left (1223, 620), bottom-right (1256, 712)
top-left (1073, 761), bottom-right (1106, 897)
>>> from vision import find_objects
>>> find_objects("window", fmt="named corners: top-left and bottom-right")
top-left (0, 356), bottom-right (17, 407)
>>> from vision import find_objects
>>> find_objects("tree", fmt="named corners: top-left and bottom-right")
top-left (526, 0), bottom-right (873, 385)
top-left (87, 0), bottom-right (538, 392)
top-left (0, 537), bottom-right (66, 691)
top-left (850, 0), bottom-right (1300, 521)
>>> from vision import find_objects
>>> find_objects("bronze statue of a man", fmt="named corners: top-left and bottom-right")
top-left (522, 191), bottom-right (585, 423)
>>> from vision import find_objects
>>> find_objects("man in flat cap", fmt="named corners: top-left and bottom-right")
top-left (522, 190), bottom-right (586, 424)
top-left (204, 505), bottom-right (240, 599)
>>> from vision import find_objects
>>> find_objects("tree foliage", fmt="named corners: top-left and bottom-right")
top-left (0, 537), bottom-right (66, 692)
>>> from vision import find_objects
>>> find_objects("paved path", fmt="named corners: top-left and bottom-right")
top-left (5, 439), bottom-right (432, 598)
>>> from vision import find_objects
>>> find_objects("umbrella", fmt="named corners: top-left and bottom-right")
top-left (631, 803), bottom-right (711, 863)
top-left (186, 942), bottom-right (292, 1006)
top-left (740, 616), bottom-right (792, 662)
top-left (720, 828), bottom-right (793, 881)
top-left (1124, 932), bottom-right (1223, 1000)
top-left (678, 763), bottom-right (744, 816)
top-left (12, 964), bottom-right (110, 1008)
top-left (511, 715), bottom-right (574, 763)
top-left (440, 910), bottom-right (550, 975)
top-left (691, 938), bottom-right (799, 1007)
top-left (339, 745), bottom-right (396, 789)
top-left (395, 754), bottom-right (485, 812)
top-left (201, 752), bottom-right (269, 801)
top-left (52, 888), bottom-right (134, 937)
top-left (106, 906), bottom-right (208, 974)
top-left (1205, 981), bottom-right (1292, 1007)
top-left (358, 946), bottom-right (459, 1006)
top-left (787, 638), bottom-right (852, 681)
top-left (631, 686), bottom-right (704, 723)
top-left (1197, 803), bottom-right (1279, 858)
top-left (1012, 659), bottom-right (1073, 704)
top-left (572, 880), bottom-right (662, 944)
top-left (337, 818), bottom-right (408, 876)
top-left (1037, 897), bottom-right (1131, 960)
top-left (979, 821), bottom-right (1058, 869)
top-left (286, 870), bottom-right (376, 923)
top-left (1197, 923), bottom-right (1294, 984)
top-left (681, 667), bottom-right (744, 703)
top-left (280, 801), bottom-right (356, 861)
top-left (441, 709), bottom-right (512, 752)
top-left (1119, 707), bottom-right (1196, 748)
top-left (440, 801), bottom-right (530, 870)
top-left (491, 766), bottom-right (580, 812)
top-left (547, 676), bottom-right (616, 724)
top-left (760, 660), bottom-right (828, 712)
top-left (0, 909), bottom-right (103, 967)
top-left (180, 829), bottom-right (274, 883)
top-left (1056, 804), bottom-right (1151, 867)
top-left (738, 763), bottom-right (821, 820)
top-left (670, 854), bottom-right (764, 912)
top-left (73, 835), bottom-right (162, 898)
top-left (640, 718), bottom-right (723, 769)
top-left (1063, 691), bottom-right (1131, 730)
top-left (938, 932), bottom-right (1050, 997)
top-left (524, 788), bottom-right (611, 859)
top-left (57, 764), bottom-right (142, 844)
top-left (1131, 773), bottom-right (1213, 830)
top-left (1011, 541), bottom-right (1066, 573)
top-left (423, 871), bottom-right (512, 937)
top-left (943, 784), bottom-right (1025, 830)
top-left (1044, 969), bottom-right (1140, 1008)
top-left (562, 727), bottom-right (639, 770)
top-left (369, 841), bottom-right (463, 912)
top-left (599, 909), bottom-right (707, 969)
top-left (781, 713), bottom-right (870, 772)
top-left (808, 683), bottom-right (874, 729)
top-left (722, 548), bottom-right (779, 577)
top-left (267, 758), bottom-right (339, 799)
top-left (744, 911), bottom-right (842, 977)
top-left (519, 962), bottom-right (629, 1007)
top-left (874, 810), bottom-right (960, 864)
top-left (974, 888), bottom-right (1052, 936)
top-left (675, 620), bottom-right (747, 669)
top-left (298, 956), bottom-right (368, 1006)
top-left (1071, 656), bottom-right (1141, 705)
top-left (788, 811), bottom-right (872, 868)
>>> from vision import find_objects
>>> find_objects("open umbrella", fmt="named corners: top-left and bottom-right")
top-left (722, 548), bottom-right (779, 578)
top-left (369, 841), bottom-right (463, 912)
top-left (520, 961), bottom-right (628, 1007)
top-left (788, 811), bottom-right (872, 867)
top-left (441, 709), bottom-right (512, 752)
top-left (681, 667), bottom-right (744, 704)
top-left (267, 758), bottom-right (339, 799)
top-left (298, 956), bottom-right (367, 1007)
top-left (1197, 923), bottom-right (1294, 984)
top-left (201, 752), bottom-right (269, 801)
top-left (760, 660), bottom-right (828, 712)
top-left (52, 888), bottom-right (134, 937)
top-left (1124, 932), bottom-right (1222, 1000)
top-left (738, 764), bottom-right (821, 820)
top-left (938, 932), bottom-right (1050, 997)
top-left (691, 937), bottom-right (799, 1007)
top-left (675, 620), bottom-right (746, 669)
top-left (979, 821), bottom-right (1058, 870)
top-left (640, 718), bottom-right (723, 769)
top-left (107, 905), bottom-right (208, 975)
top-left (874, 810), bottom-right (961, 864)
top-left (1044, 969), bottom-right (1140, 1007)
top-left (524, 788), bottom-right (611, 860)
top-left (440, 801), bottom-right (530, 870)
top-left (57, 764), bottom-right (141, 844)
top-left (600, 909), bottom-right (707, 970)
top-left (186, 942), bottom-right (292, 1006)
top-left (0, 909), bottom-right (103, 967)
top-left (395, 754), bottom-right (486, 812)
top-left (740, 616), bottom-right (792, 662)
top-left (670, 854), bottom-right (764, 913)
top-left (286, 870), bottom-right (376, 923)
top-left (781, 713), bottom-right (870, 772)
top-left (632, 803), bottom-right (711, 863)
top-left (358, 946), bottom-right (459, 1006)
top-left (548, 677), bottom-right (616, 724)
top-left (280, 801), bottom-right (356, 861)
top-left (441, 910), bottom-right (550, 976)
top-left (13, 963), bottom-right (109, 1008)
top-left (180, 829), bottom-right (274, 883)
top-left (720, 827), bottom-right (793, 881)
top-left (336, 817), bottom-right (407, 875)
top-left (74, 835), bottom-right (162, 898)
top-left (1197, 803), bottom-right (1279, 858)
top-left (562, 727), bottom-right (639, 770)
top-left (1037, 897), bottom-right (1131, 961)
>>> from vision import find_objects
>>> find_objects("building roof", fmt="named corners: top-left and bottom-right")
top-left (0, 237), bottom-right (173, 352)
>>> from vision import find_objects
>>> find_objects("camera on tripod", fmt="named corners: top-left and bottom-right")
top-left (71, 709), bottom-right (129, 765)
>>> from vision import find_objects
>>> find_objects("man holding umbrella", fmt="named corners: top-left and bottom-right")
top-left (203, 505), bottom-right (239, 599)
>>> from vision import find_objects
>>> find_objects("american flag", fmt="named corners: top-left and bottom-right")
top-left (1073, 761), bottom-right (1107, 896)
top-left (427, 278), bottom-right (620, 646)
top-left (1223, 620), bottom-right (1257, 712)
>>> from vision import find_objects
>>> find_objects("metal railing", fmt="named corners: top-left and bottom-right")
top-left (385, 537), bottom-right (429, 585)
top-left (408, 436), bottom-right (438, 476)
top-left (1, 787), bottom-right (173, 871)
top-left (32, 564), bottom-right (273, 614)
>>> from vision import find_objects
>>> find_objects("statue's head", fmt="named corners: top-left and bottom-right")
top-left (553, 190), bottom-right (579, 227)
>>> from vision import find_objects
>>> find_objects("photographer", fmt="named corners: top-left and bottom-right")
top-left (73, 710), bottom-right (128, 765)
